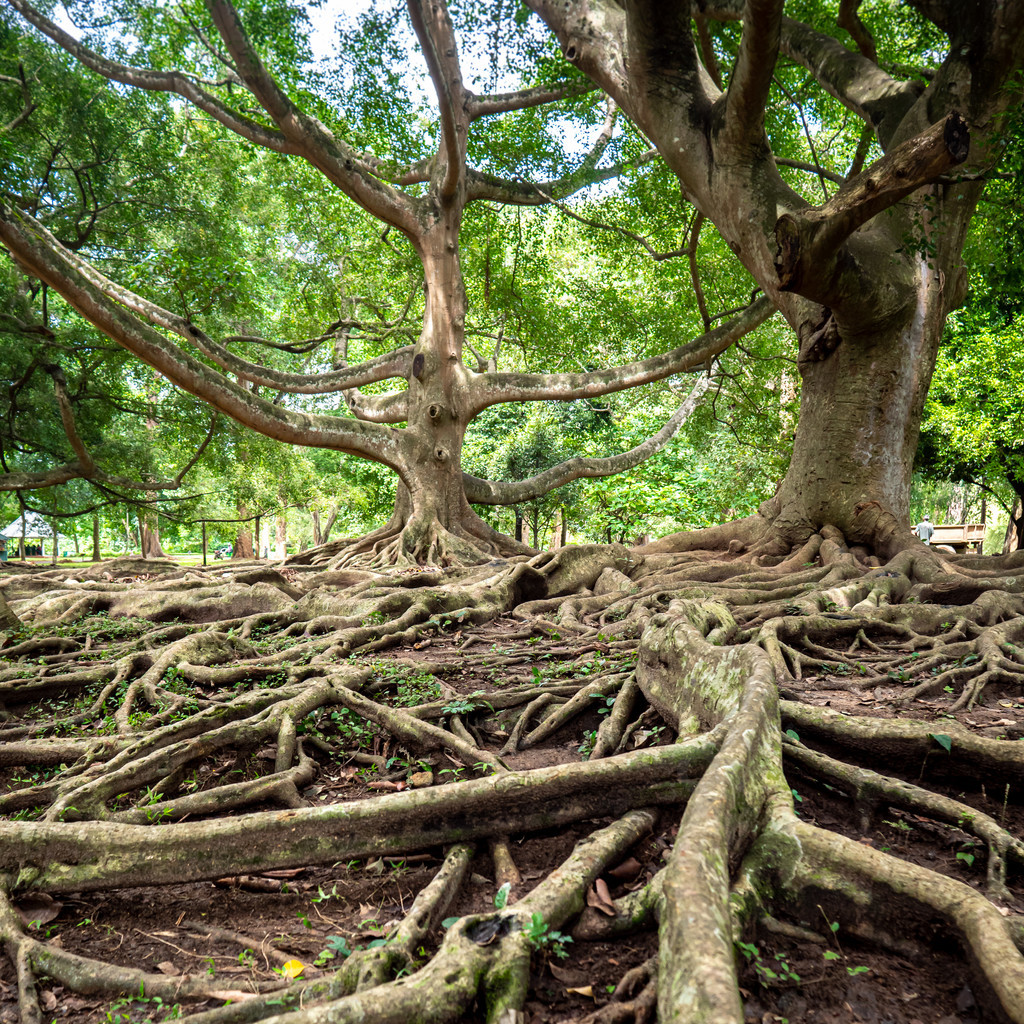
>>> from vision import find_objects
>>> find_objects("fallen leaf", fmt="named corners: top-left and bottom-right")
top-left (16, 894), bottom-right (62, 928)
top-left (156, 962), bottom-right (178, 976)
top-left (586, 877), bottom-right (617, 915)
top-left (549, 963), bottom-right (589, 986)
top-left (281, 959), bottom-right (305, 978)
top-left (608, 857), bottom-right (642, 881)
top-left (566, 986), bottom-right (594, 999)
top-left (40, 991), bottom-right (57, 1010)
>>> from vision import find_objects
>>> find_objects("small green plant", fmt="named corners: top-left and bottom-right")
top-left (521, 912), bottom-right (572, 959)
top-left (735, 941), bottom-right (800, 986)
top-left (577, 729), bottom-right (597, 759)
top-left (818, 908), bottom-right (870, 978)
top-left (296, 910), bottom-right (313, 929)
top-left (883, 818), bottom-right (913, 832)
top-left (442, 693), bottom-right (493, 716)
top-left (312, 883), bottom-right (340, 904)
top-left (238, 949), bottom-right (257, 969)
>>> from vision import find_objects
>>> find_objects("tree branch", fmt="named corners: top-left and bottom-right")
top-left (838, 0), bottom-right (878, 63)
top-left (465, 149), bottom-right (657, 206)
top-left (0, 201), bottom-right (409, 472)
top-left (467, 80), bottom-right (597, 119)
top-left (204, 0), bottom-right (421, 233)
top-left (406, 0), bottom-right (465, 201)
top-left (464, 374), bottom-right (710, 506)
top-left (721, 0), bottom-right (784, 154)
top-left (701, 2), bottom-right (923, 146)
top-left (0, 64), bottom-right (36, 134)
top-left (774, 111), bottom-right (969, 295)
top-left (9, 209), bottom-right (414, 394)
top-left (470, 297), bottom-right (774, 412)
top-left (4, 0), bottom-right (292, 153)
top-left (344, 390), bottom-right (409, 424)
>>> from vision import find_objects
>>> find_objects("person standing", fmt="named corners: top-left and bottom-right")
top-left (915, 515), bottom-right (935, 544)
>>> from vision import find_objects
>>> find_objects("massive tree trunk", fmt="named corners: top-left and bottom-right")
top-left (767, 247), bottom-right (960, 556)
top-left (526, 0), bottom-right (1019, 560)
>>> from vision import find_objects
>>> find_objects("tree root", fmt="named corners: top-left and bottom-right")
top-left (7, 536), bottom-right (1024, 1021)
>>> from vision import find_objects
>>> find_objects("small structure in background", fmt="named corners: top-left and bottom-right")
top-left (911, 520), bottom-right (986, 553)
top-left (929, 523), bottom-right (986, 553)
top-left (0, 513), bottom-right (67, 561)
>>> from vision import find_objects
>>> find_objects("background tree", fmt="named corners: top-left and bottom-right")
top-left (0, 0), bottom-right (773, 567)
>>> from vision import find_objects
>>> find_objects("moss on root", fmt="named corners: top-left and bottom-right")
top-left (5, 529), bottom-right (1024, 1020)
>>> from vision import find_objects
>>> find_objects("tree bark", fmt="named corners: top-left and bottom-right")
top-left (138, 502), bottom-right (167, 559)
top-left (275, 513), bottom-right (287, 560)
top-left (233, 503), bottom-right (254, 560)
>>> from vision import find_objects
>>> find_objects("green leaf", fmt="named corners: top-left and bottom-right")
top-left (441, 917), bottom-right (460, 929)
top-left (494, 881), bottom-right (511, 909)
top-left (929, 733), bottom-right (953, 752)
top-left (784, 729), bottom-right (800, 742)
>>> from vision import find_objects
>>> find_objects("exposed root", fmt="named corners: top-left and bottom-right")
top-left (6, 526), bottom-right (1024, 1021)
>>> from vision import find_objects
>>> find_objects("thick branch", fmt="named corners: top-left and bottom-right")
top-left (467, 79), bottom-right (597, 119)
top-left (721, 0), bottom-right (784, 154)
top-left (702, 2), bottom-right (922, 144)
top-left (774, 111), bottom-right (969, 294)
top-left (345, 389), bottom-right (409, 424)
top-left (0, 201), bottom-right (409, 471)
top-left (406, 0), bottom-right (466, 201)
top-left (5, 0), bottom-right (292, 153)
top-left (464, 375), bottom-right (709, 505)
top-left (11, 209), bottom-right (413, 394)
top-left (203, 0), bottom-right (421, 233)
top-left (470, 296), bottom-right (773, 412)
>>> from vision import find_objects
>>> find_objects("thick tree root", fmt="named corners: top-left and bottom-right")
top-left (6, 530), bottom-right (1024, 1022)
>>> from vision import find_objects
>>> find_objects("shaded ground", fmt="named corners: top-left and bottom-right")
top-left (4, 611), bottom-right (1023, 1023)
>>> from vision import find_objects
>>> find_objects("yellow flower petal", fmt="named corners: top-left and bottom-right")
top-left (282, 959), bottom-right (305, 978)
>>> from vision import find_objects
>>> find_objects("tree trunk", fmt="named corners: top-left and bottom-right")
top-left (92, 515), bottom-right (101, 562)
top-left (311, 509), bottom-right (322, 547)
top-left (764, 256), bottom-right (960, 559)
top-left (275, 514), bottom-right (287, 560)
top-left (139, 503), bottom-right (167, 559)
top-left (233, 503), bottom-right (253, 560)
top-left (345, 211), bottom-right (533, 567)
top-left (1004, 500), bottom-right (1024, 554)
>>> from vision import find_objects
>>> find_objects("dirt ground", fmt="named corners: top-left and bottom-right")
top-left (3, 617), bottom-right (1022, 1024)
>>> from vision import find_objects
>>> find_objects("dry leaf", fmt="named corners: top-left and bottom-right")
top-left (156, 962), bottom-right (178, 976)
top-left (16, 894), bottom-right (62, 928)
top-left (40, 991), bottom-right (57, 1010)
top-left (549, 963), bottom-right (589, 986)
top-left (566, 986), bottom-right (594, 999)
top-left (608, 857), bottom-right (642, 880)
top-left (586, 879), bottom-right (616, 916)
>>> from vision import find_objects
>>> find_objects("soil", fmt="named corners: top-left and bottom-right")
top-left (3, 618), bottom-right (1023, 1023)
